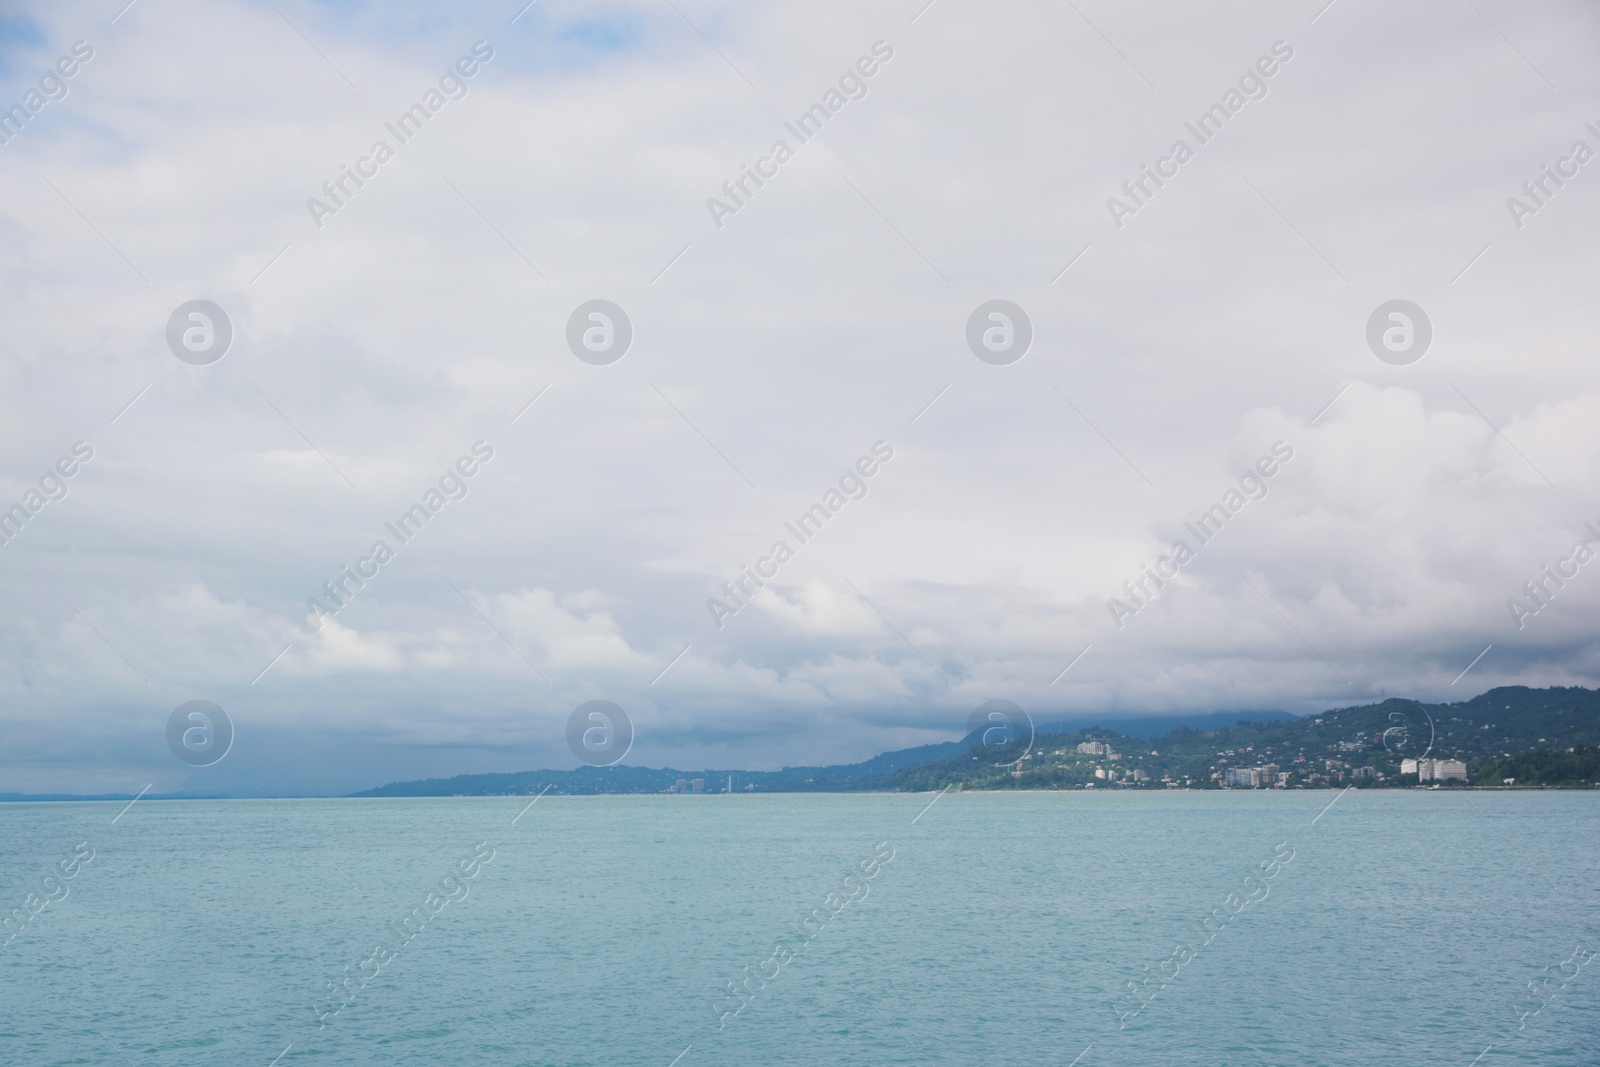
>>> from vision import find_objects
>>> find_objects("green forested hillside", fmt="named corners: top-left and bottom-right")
top-left (881, 686), bottom-right (1600, 791)
top-left (1475, 744), bottom-right (1600, 787)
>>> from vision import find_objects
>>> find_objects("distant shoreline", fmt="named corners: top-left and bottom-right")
top-left (2, 783), bottom-right (1595, 803)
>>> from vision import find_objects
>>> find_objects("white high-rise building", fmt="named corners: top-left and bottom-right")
top-left (1403, 758), bottom-right (1469, 782)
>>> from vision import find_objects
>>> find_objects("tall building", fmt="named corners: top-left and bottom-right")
top-left (1403, 758), bottom-right (1469, 782)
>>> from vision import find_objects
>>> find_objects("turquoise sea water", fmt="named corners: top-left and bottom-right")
top-left (1, 791), bottom-right (1595, 1066)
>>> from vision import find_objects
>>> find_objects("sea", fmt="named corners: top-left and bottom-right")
top-left (1, 790), bottom-right (1595, 1065)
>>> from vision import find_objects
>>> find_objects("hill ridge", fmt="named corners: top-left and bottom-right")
top-left (351, 685), bottom-right (1600, 796)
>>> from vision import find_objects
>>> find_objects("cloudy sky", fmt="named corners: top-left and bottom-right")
top-left (1, 0), bottom-right (1597, 795)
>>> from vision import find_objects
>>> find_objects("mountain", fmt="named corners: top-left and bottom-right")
top-left (350, 686), bottom-right (1600, 796)
top-left (881, 684), bottom-right (1600, 791)
top-left (347, 737), bottom-right (973, 798)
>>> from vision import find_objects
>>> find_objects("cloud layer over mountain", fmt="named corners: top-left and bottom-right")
top-left (2, 0), bottom-right (1597, 794)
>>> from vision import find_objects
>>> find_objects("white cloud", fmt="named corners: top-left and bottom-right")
top-left (752, 578), bottom-right (880, 636)
top-left (291, 617), bottom-right (403, 675)
top-left (1, 0), bottom-right (1598, 792)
